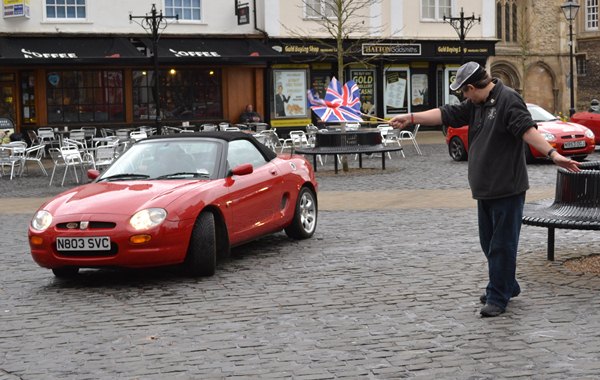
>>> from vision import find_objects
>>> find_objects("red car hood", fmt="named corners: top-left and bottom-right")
top-left (42, 180), bottom-right (211, 216)
top-left (537, 120), bottom-right (590, 134)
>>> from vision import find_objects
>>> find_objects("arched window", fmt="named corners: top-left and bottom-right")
top-left (496, 0), bottom-right (519, 43)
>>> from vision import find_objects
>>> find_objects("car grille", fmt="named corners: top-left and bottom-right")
top-left (56, 221), bottom-right (117, 230)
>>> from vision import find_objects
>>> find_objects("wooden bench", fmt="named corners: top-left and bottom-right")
top-left (295, 129), bottom-right (403, 174)
top-left (522, 161), bottom-right (600, 260)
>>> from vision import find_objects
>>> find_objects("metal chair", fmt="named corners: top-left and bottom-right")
top-left (399, 124), bottom-right (422, 155)
top-left (0, 142), bottom-right (26, 180)
top-left (48, 147), bottom-right (82, 186)
top-left (94, 143), bottom-right (118, 171)
top-left (23, 144), bottom-right (48, 176)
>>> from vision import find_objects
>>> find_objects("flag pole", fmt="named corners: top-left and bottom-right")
top-left (359, 112), bottom-right (389, 123)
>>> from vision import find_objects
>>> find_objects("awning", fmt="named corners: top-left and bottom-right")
top-left (151, 38), bottom-right (285, 63)
top-left (0, 37), bottom-right (145, 64)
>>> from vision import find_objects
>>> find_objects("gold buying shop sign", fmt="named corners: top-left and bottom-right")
top-left (3, 0), bottom-right (30, 18)
top-left (436, 45), bottom-right (490, 56)
top-left (362, 43), bottom-right (421, 56)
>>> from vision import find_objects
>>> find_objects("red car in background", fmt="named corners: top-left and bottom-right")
top-left (570, 111), bottom-right (600, 144)
top-left (446, 104), bottom-right (595, 162)
top-left (29, 132), bottom-right (318, 278)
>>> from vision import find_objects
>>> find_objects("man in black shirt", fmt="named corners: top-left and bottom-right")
top-left (389, 62), bottom-right (581, 317)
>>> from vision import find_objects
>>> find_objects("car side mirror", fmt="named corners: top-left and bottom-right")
top-left (87, 169), bottom-right (100, 180)
top-left (229, 163), bottom-right (253, 177)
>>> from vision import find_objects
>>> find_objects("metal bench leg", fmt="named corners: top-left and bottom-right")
top-left (312, 155), bottom-right (318, 172)
top-left (547, 227), bottom-right (555, 261)
top-left (358, 153), bottom-right (363, 168)
top-left (381, 154), bottom-right (386, 170)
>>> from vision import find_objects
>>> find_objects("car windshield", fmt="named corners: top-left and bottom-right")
top-left (100, 139), bottom-right (220, 181)
top-left (528, 105), bottom-right (558, 122)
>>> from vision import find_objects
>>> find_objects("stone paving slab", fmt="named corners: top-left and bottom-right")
top-left (1, 139), bottom-right (599, 379)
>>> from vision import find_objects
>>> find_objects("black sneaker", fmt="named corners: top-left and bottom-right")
top-left (480, 290), bottom-right (520, 304)
top-left (480, 303), bottom-right (505, 317)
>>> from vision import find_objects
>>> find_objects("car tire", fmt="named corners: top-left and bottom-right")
top-left (525, 145), bottom-right (536, 164)
top-left (574, 155), bottom-right (587, 162)
top-left (52, 266), bottom-right (79, 278)
top-left (285, 186), bottom-right (318, 239)
top-left (185, 211), bottom-right (217, 277)
top-left (448, 136), bottom-right (467, 161)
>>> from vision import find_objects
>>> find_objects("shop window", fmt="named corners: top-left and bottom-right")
top-left (586, 0), bottom-right (599, 31)
top-left (45, 0), bottom-right (86, 19)
top-left (46, 70), bottom-right (124, 124)
top-left (21, 72), bottom-right (36, 124)
top-left (496, 0), bottom-right (519, 43)
top-left (305, 0), bottom-right (336, 19)
top-left (421, 0), bottom-right (452, 21)
top-left (383, 67), bottom-right (410, 118)
top-left (132, 69), bottom-right (222, 121)
top-left (165, 0), bottom-right (201, 21)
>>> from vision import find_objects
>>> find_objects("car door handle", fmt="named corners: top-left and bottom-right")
top-left (269, 169), bottom-right (277, 175)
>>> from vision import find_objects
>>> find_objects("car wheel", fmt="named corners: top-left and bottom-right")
top-left (285, 186), bottom-right (318, 239)
top-left (574, 155), bottom-right (587, 162)
top-left (52, 266), bottom-right (79, 278)
top-left (525, 145), bottom-right (536, 164)
top-left (185, 211), bottom-right (216, 277)
top-left (448, 137), bottom-right (467, 161)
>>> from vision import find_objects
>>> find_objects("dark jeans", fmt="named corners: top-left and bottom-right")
top-left (477, 192), bottom-right (526, 309)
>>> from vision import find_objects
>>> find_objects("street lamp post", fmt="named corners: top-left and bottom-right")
top-left (561, 1), bottom-right (580, 117)
top-left (443, 8), bottom-right (481, 64)
top-left (129, 4), bottom-right (178, 130)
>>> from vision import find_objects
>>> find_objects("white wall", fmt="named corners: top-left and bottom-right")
top-left (0, 0), bottom-right (263, 35)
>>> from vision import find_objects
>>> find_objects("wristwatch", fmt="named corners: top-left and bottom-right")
top-left (547, 148), bottom-right (557, 158)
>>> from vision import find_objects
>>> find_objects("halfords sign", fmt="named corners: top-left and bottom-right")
top-left (362, 43), bottom-right (421, 56)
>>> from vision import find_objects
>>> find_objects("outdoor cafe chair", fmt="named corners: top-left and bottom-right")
top-left (23, 144), bottom-right (48, 176)
top-left (399, 124), bottom-right (422, 155)
top-left (37, 127), bottom-right (58, 153)
top-left (0, 141), bottom-right (26, 180)
top-left (68, 129), bottom-right (88, 148)
top-left (94, 143), bottom-right (118, 171)
top-left (49, 147), bottom-right (82, 186)
top-left (130, 130), bottom-right (147, 142)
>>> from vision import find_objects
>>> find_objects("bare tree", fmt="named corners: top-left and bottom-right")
top-left (289, 0), bottom-right (384, 171)
top-left (296, 0), bottom-right (383, 82)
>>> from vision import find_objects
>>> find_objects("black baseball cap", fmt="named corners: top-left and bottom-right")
top-left (450, 61), bottom-right (487, 91)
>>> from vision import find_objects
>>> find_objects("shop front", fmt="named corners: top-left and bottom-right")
top-left (267, 38), bottom-right (496, 131)
top-left (0, 36), bottom-right (284, 134)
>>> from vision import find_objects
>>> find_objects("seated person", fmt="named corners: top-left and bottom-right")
top-left (239, 104), bottom-right (262, 123)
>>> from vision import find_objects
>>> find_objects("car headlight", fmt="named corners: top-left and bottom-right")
top-left (31, 210), bottom-right (53, 231)
top-left (129, 208), bottom-right (167, 230)
top-left (585, 129), bottom-right (595, 139)
top-left (542, 132), bottom-right (556, 142)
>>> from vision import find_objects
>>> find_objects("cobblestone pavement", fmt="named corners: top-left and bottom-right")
top-left (1, 134), bottom-right (600, 379)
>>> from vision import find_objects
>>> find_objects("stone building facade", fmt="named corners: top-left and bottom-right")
top-left (488, 0), bottom-right (573, 115)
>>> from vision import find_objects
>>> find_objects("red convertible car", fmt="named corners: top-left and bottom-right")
top-left (29, 132), bottom-right (318, 278)
top-left (446, 104), bottom-right (595, 162)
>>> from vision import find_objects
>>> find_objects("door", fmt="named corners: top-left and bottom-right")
top-left (225, 139), bottom-right (281, 243)
top-left (0, 76), bottom-right (17, 125)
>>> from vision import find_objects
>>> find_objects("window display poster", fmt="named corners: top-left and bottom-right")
top-left (446, 68), bottom-right (462, 105)
top-left (350, 69), bottom-right (376, 116)
top-left (274, 70), bottom-right (307, 118)
top-left (308, 71), bottom-right (330, 107)
top-left (384, 69), bottom-right (408, 116)
top-left (411, 74), bottom-right (428, 106)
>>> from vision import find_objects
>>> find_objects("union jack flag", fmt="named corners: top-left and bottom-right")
top-left (310, 77), bottom-right (363, 123)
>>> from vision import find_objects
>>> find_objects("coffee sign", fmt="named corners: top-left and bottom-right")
top-left (168, 48), bottom-right (220, 57)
